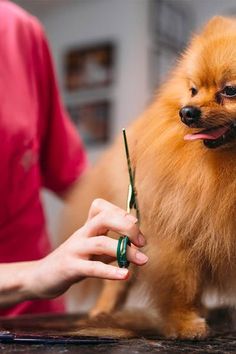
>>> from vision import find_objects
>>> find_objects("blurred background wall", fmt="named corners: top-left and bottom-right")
top-left (12, 0), bottom-right (236, 246)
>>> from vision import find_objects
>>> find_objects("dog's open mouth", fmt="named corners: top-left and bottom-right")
top-left (184, 123), bottom-right (236, 148)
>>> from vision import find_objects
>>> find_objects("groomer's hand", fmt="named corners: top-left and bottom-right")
top-left (28, 199), bottom-right (148, 300)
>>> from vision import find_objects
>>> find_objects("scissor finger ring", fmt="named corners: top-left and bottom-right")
top-left (117, 236), bottom-right (131, 268)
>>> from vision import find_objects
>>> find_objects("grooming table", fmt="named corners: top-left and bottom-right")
top-left (0, 309), bottom-right (235, 353)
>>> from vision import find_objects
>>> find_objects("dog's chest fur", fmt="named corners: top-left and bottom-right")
top-left (135, 136), bottom-right (236, 280)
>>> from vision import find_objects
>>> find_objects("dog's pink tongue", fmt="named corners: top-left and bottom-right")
top-left (184, 126), bottom-right (229, 141)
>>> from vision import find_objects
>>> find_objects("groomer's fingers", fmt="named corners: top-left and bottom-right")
top-left (84, 209), bottom-right (145, 247)
top-left (87, 198), bottom-right (136, 222)
top-left (82, 236), bottom-right (148, 265)
top-left (83, 199), bottom-right (145, 247)
top-left (79, 260), bottom-right (129, 280)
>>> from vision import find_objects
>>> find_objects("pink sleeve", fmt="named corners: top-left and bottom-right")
top-left (33, 23), bottom-right (88, 194)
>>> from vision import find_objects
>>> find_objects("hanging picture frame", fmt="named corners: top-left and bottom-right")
top-left (67, 100), bottom-right (111, 146)
top-left (64, 42), bottom-right (115, 91)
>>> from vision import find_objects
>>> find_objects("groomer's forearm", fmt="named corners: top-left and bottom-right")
top-left (0, 261), bottom-right (38, 307)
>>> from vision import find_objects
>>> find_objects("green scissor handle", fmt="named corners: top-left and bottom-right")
top-left (117, 236), bottom-right (131, 268)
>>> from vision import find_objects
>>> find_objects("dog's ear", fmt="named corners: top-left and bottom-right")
top-left (201, 16), bottom-right (236, 37)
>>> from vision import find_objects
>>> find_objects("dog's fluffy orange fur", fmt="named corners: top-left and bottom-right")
top-left (60, 17), bottom-right (236, 338)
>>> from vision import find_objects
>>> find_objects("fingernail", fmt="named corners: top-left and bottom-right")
top-left (126, 214), bottom-right (138, 224)
top-left (138, 233), bottom-right (146, 246)
top-left (116, 268), bottom-right (129, 279)
top-left (136, 251), bottom-right (148, 263)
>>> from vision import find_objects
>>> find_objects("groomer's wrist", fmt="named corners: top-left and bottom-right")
top-left (22, 255), bottom-right (69, 301)
top-left (21, 259), bottom-right (51, 301)
top-left (13, 259), bottom-right (52, 304)
top-left (16, 260), bottom-right (42, 302)
top-left (0, 260), bottom-right (42, 308)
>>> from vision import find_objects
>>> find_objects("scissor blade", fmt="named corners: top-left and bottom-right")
top-left (122, 129), bottom-right (140, 221)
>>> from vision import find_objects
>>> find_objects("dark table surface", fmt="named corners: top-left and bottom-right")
top-left (0, 308), bottom-right (235, 353)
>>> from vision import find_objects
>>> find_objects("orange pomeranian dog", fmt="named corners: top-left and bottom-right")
top-left (59, 16), bottom-right (236, 339)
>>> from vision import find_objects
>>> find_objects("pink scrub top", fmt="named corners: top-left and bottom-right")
top-left (0, 1), bottom-right (87, 316)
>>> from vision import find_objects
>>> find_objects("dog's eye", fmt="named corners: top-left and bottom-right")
top-left (221, 86), bottom-right (236, 97)
top-left (190, 87), bottom-right (198, 97)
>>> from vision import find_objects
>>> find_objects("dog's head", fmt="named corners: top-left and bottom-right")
top-left (178, 16), bottom-right (236, 149)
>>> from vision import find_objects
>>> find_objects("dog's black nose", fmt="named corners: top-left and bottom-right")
top-left (179, 106), bottom-right (201, 127)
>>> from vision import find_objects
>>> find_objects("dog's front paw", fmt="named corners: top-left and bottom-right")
top-left (89, 307), bottom-right (107, 318)
top-left (163, 316), bottom-right (209, 340)
top-left (89, 303), bottom-right (114, 318)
